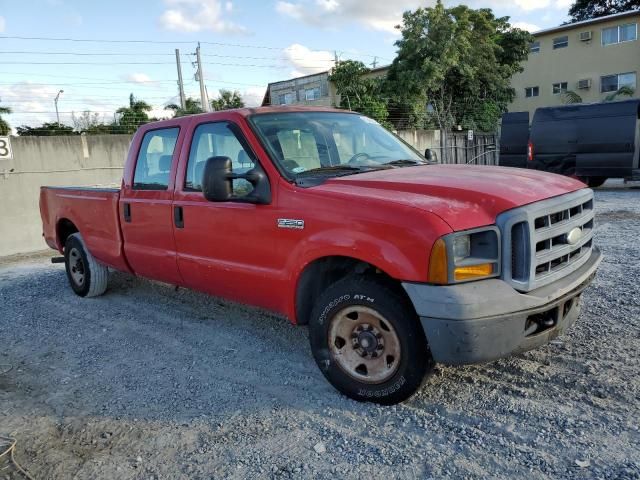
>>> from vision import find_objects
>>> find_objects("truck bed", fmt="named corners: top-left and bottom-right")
top-left (39, 186), bottom-right (130, 272)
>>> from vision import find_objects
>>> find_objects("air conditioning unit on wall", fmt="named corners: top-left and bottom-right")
top-left (578, 79), bottom-right (592, 89)
top-left (579, 31), bottom-right (593, 42)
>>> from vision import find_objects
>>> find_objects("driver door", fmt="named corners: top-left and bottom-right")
top-left (172, 120), bottom-right (282, 311)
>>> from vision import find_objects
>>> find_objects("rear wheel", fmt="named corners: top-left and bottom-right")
top-left (64, 233), bottom-right (108, 297)
top-left (309, 276), bottom-right (434, 405)
top-left (587, 177), bottom-right (607, 188)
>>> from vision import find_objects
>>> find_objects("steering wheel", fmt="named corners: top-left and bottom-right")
top-left (348, 152), bottom-right (371, 165)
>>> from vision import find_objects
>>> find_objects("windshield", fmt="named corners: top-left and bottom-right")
top-left (250, 112), bottom-right (425, 178)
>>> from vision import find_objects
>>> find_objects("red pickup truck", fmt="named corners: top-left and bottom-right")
top-left (40, 106), bottom-right (601, 405)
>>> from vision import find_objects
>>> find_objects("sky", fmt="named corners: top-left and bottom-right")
top-left (0, 0), bottom-right (573, 129)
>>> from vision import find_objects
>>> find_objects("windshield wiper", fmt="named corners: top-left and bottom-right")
top-left (382, 159), bottom-right (425, 166)
top-left (295, 165), bottom-right (368, 176)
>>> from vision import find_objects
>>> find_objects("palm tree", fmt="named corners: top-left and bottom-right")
top-left (604, 86), bottom-right (635, 102)
top-left (165, 97), bottom-right (204, 117)
top-left (0, 105), bottom-right (12, 136)
top-left (116, 94), bottom-right (152, 133)
top-left (561, 90), bottom-right (583, 104)
top-left (210, 89), bottom-right (244, 111)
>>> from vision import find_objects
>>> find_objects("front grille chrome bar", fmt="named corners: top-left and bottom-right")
top-left (497, 189), bottom-right (595, 292)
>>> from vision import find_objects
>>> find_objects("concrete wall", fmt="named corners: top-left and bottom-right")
top-left (0, 135), bottom-right (131, 257)
top-left (0, 130), bottom-right (443, 257)
top-left (396, 129), bottom-right (440, 154)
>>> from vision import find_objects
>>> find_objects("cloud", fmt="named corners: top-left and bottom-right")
top-left (123, 73), bottom-right (154, 84)
top-left (241, 86), bottom-right (266, 107)
top-left (0, 16), bottom-right (5, 33)
top-left (64, 12), bottom-right (83, 27)
top-left (159, 0), bottom-right (248, 34)
top-left (282, 43), bottom-right (335, 77)
top-left (276, 0), bottom-right (422, 34)
top-left (276, 0), bottom-right (571, 33)
top-left (511, 21), bottom-right (542, 32)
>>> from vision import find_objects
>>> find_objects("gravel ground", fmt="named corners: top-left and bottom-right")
top-left (1, 186), bottom-right (639, 480)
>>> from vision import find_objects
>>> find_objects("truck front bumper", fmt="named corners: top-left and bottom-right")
top-left (402, 247), bottom-right (602, 365)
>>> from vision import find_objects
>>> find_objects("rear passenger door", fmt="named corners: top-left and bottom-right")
top-left (120, 126), bottom-right (184, 285)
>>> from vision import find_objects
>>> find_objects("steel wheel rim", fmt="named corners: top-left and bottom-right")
top-left (68, 247), bottom-right (85, 286)
top-left (328, 305), bottom-right (401, 384)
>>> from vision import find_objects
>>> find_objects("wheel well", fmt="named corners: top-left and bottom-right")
top-left (56, 218), bottom-right (78, 250)
top-left (295, 256), bottom-right (412, 325)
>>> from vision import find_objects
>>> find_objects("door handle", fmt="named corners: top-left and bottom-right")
top-left (123, 203), bottom-right (131, 222)
top-left (174, 206), bottom-right (184, 228)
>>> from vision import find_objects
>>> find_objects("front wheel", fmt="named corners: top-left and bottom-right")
top-left (64, 233), bottom-right (109, 297)
top-left (309, 276), bottom-right (434, 405)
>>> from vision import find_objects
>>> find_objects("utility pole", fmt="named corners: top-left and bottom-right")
top-left (371, 56), bottom-right (378, 68)
top-left (54, 89), bottom-right (64, 125)
top-left (334, 51), bottom-right (339, 64)
top-left (175, 49), bottom-right (186, 110)
top-left (195, 43), bottom-right (209, 112)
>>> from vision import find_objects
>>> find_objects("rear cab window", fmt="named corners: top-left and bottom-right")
top-left (133, 127), bottom-right (180, 190)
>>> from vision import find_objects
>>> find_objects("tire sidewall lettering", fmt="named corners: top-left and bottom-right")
top-left (357, 375), bottom-right (406, 398)
top-left (318, 292), bottom-right (377, 326)
top-left (318, 294), bottom-right (350, 325)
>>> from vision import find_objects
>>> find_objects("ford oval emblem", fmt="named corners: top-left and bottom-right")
top-left (566, 227), bottom-right (582, 246)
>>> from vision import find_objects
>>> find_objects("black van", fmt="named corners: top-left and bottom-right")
top-left (499, 112), bottom-right (529, 169)
top-left (501, 99), bottom-right (640, 187)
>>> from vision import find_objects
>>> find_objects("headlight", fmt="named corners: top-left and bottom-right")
top-left (428, 227), bottom-right (501, 285)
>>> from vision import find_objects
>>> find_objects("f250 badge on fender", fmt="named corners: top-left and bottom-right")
top-left (277, 218), bottom-right (305, 230)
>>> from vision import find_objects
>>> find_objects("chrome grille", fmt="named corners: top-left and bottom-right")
top-left (498, 189), bottom-right (595, 292)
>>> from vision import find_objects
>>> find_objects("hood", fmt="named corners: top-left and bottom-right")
top-left (318, 165), bottom-right (586, 231)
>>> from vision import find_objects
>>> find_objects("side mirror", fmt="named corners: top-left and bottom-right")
top-left (202, 156), bottom-right (233, 202)
top-left (202, 155), bottom-right (272, 205)
top-left (424, 148), bottom-right (434, 161)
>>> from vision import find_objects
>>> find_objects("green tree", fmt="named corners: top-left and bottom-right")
top-left (165, 97), bottom-right (204, 117)
top-left (384, 1), bottom-right (532, 142)
top-left (562, 90), bottom-right (584, 104)
top-left (17, 122), bottom-right (76, 136)
top-left (329, 60), bottom-right (390, 126)
top-left (210, 89), bottom-right (244, 111)
top-left (0, 104), bottom-right (11, 136)
top-left (115, 93), bottom-right (152, 133)
top-left (568, 0), bottom-right (639, 22)
top-left (604, 85), bottom-right (635, 101)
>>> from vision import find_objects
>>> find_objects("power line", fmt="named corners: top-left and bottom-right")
top-left (0, 60), bottom-right (332, 70)
top-left (0, 50), bottom-right (176, 56)
top-left (0, 72), bottom-right (267, 87)
top-left (0, 34), bottom-right (389, 60)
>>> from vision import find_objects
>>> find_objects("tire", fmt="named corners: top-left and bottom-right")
top-left (309, 276), bottom-right (434, 405)
top-left (587, 177), bottom-right (607, 188)
top-left (64, 233), bottom-right (108, 298)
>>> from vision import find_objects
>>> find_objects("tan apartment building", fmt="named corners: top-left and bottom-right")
top-left (261, 66), bottom-right (389, 107)
top-left (509, 10), bottom-right (640, 117)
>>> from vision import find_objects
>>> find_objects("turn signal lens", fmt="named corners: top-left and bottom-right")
top-left (428, 238), bottom-right (448, 284)
top-left (454, 263), bottom-right (494, 281)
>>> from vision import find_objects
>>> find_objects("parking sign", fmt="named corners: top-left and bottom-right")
top-left (0, 136), bottom-right (13, 159)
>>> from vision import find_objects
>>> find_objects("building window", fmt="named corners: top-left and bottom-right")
top-left (553, 36), bottom-right (569, 49)
top-left (278, 92), bottom-right (296, 105)
top-left (529, 41), bottom-right (540, 54)
top-left (525, 86), bottom-right (540, 98)
top-left (305, 87), bottom-right (321, 101)
top-left (552, 82), bottom-right (568, 95)
top-left (602, 23), bottom-right (637, 45)
top-left (601, 72), bottom-right (637, 93)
